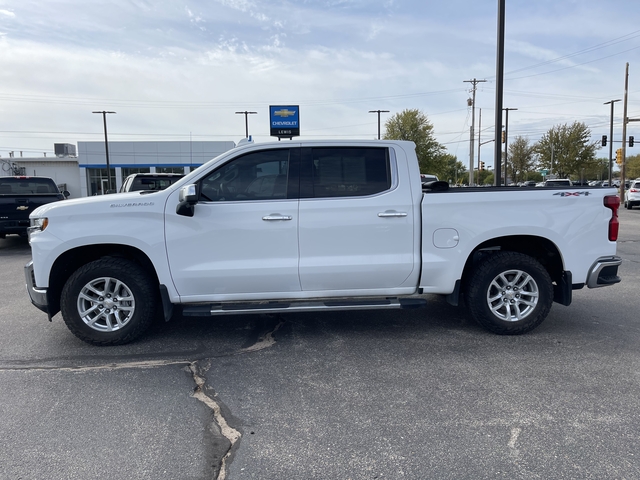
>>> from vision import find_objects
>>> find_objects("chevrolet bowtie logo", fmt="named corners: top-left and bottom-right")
top-left (16, 206), bottom-right (29, 211)
top-left (274, 109), bottom-right (296, 117)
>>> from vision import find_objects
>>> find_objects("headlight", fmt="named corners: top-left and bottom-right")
top-left (28, 217), bottom-right (49, 235)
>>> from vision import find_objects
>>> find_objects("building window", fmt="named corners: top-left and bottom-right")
top-left (86, 168), bottom-right (116, 195)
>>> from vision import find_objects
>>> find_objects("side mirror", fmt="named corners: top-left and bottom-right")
top-left (176, 184), bottom-right (198, 217)
top-left (62, 190), bottom-right (70, 198)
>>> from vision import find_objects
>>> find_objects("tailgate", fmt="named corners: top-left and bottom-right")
top-left (0, 195), bottom-right (62, 223)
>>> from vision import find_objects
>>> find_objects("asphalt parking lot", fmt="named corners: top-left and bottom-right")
top-left (1, 208), bottom-right (640, 479)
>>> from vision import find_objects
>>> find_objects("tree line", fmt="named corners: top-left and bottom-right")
top-left (383, 108), bottom-right (639, 185)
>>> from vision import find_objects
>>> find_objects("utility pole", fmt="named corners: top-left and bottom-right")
top-left (620, 63), bottom-right (630, 205)
top-left (494, 0), bottom-right (506, 186)
top-left (369, 110), bottom-right (390, 140)
top-left (478, 108), bottom-right (482, 172)
top-left (464, 79), bottom-right (486, 186)
top-left (503, 107), bottom-right (517, 184)
top-left (604, 99), bottom-right (621, 185)
top-left (235, 111), bottom-right (257, 138)
top-left (92, 110), bottom-right (116, 193)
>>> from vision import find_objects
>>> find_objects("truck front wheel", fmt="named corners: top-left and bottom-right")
top-left (60, 257), bottom-right (158, 345)
top-left (466, 251), bottom-right (553, 335)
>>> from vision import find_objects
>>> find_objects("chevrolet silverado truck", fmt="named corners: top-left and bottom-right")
top-left (24, 140), bottom-right (622, 345)
top-left (0, 176), bottom-right (68, 239)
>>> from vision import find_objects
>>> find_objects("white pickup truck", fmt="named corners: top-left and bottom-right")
top-left (25, 140), bottom-right (622, 345)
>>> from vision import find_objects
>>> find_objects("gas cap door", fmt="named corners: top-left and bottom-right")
top-left (433, 228), bottom-right (459, 249)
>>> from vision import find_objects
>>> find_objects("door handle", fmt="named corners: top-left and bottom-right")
top-left (378, 211), bottom-right (408, 218)
top-left (262, 214), bottom-right (293, 221)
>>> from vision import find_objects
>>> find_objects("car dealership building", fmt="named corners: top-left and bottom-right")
top-left (0, 140), bottom-right (236, 198)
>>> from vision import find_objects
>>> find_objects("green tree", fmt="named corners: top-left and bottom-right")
top-left (440, 153), bottom-right (466, 184)
top-left (625, 153), bottom-right (640, 179)
top-left (534, 122), bottom-right (598, 178)
top-left (384, 109), bottom-right (447, 177)
top-left (508, 136), bottom-right (536, 183)
top-left (585, 157), bottom-right (610, 182)
top-left (482, 172), bottom-right (494, 185)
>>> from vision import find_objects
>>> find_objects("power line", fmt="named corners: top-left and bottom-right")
top-left (486, 29), bottom-right (640, 80)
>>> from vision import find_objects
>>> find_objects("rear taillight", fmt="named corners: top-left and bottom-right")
top-left (631, 188), bottom-right (639, 193)
top-left (604, 195), bottom-right (620, 241)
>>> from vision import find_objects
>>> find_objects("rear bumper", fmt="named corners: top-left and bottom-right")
top-left (586, 256), bottom-right (622, 288)
top-left (24, 260), bottom-right (50, 315)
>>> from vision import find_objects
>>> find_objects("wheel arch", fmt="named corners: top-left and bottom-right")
top-left (459, 234), bottom-right (567, 305)
top-left (47, 244), bottom-right (160, 318)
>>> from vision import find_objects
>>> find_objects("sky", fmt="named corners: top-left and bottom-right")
top-left (0, 0), bottom-right (639, 170)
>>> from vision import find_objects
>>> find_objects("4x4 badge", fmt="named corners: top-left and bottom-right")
top-left (553, 191), bottom-right (591, 197)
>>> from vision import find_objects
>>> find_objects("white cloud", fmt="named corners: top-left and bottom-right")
top-left (0, 0), bottom-right (638, 162)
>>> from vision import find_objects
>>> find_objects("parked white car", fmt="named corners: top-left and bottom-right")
top-left (625, 179), bottom-right (640, 209)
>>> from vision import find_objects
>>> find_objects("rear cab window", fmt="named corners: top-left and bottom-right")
top-left (120, 174), bottom-right (184, 192)
top-left (545, 179), bottom-right (572, 187)
top-left (0, 177), bottom-right (58, 194)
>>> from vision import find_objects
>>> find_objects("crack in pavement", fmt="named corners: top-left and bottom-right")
top-left (0, 317), bottom-right (286, 478)
top-left (239, 319), bottom-right (284, 354)
top-left (0, 359), bottom-right (191, 372)
top-left (190, 361), bottom-right (241, 480)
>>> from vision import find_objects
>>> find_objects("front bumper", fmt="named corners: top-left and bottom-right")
top-left (24, 260), bottom-right (50, 316)
top-left (586, 256), bottom-right (622, 288)
top-left (0, 219), bottom-right (30, 236)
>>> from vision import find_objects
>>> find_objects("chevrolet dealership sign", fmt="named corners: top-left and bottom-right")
top-left (270, 105), bottom-right (300, 138)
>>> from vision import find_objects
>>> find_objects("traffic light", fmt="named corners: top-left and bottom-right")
top-left (630, 136), bottom-right (635, 148)
top-left (501, 131), bottom-right (506, 143)
top-left (616, 148), bottom-right (623, 165)
top-left (479, 161), bottom-right (485, 171)
top-left (602, 135), bottom-right (607, 147)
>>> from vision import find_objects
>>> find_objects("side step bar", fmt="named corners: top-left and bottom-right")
top-left (182, 297), bottom-right (427, 317)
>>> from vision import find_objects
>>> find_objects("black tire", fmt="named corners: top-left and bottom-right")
top-left (466, 251), bottom-right (553, 335)
top-left (60, 257), bottom-right (159, 345)
top-left (626, 201), bottom-right (631, 209)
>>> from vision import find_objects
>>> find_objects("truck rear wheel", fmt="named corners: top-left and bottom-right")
top-left (466, 251), bottom-right (553, 335)
top-left (60, 257), bottom-right (158, 345)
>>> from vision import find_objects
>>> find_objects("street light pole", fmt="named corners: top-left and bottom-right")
top-left (503, 107), bottom-right (517, 184)
top-left (92, 110), bottom-right (116, 193)
top-left (494, 0), bottom-right (506, 186)
top-left (369, 110), bottom-right (390, 139)
top-left (235, 111), bottom-right (257, 138)
top-left (604, 99), bottom-right (621, 186)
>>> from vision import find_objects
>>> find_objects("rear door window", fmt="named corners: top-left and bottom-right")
top-left (303, 147), bottom-right (391, 198)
